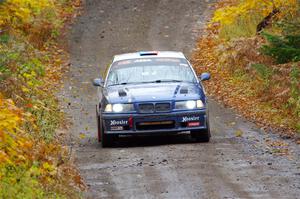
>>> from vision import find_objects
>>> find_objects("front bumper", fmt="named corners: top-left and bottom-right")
top-left (102, 109), bottom-right (208, 135)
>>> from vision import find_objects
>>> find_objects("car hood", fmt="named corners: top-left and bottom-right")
top-left (103, 82), bottom-right (205, 103)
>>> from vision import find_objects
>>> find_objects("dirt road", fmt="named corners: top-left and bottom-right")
top-left (62, 0), bottom-right (300, 198)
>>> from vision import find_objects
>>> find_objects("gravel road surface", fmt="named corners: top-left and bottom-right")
top-left (62, 0), bottom-right (300, 198)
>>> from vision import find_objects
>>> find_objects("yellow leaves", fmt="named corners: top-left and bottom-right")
top-left (21, 86), bottom-right (30, 93)
top-left (0, 95), bottom-right (35, 167)
top-left (193, 0), bottom-right (299, 138)
top-left (211, 0), bottom-right (299, 38)
top-left (42, 162), bottom-right (55, 172)
top-left (235, 129), bottom-right (244, 137)
top-left (23, 71), bottom-right (37, 80)
top-left (0, 96), bottom-right (25, 166)
top-left (0, 95), bottom-right (64, 192)
top-left (0, 150), bottom-right (12, 164)
top-left (0, 0), bottom-right (54, 27)
top-left (0, 0), bottom-right (83, 196)
top-left (213, 6), bottom-right (241, 25)
top-left (79, 133), bottom-right (86, 139)
top-left (0, 97), bottom-right (22, 134)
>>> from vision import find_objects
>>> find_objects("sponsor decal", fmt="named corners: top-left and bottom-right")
top-left (111, 126), bottom-right (124, 131)
top-left (156, 58), bottom-right (181, 63)
top-left (187, 121), bottom-right (200, 127)
top-left (182, 116), bottom-right (200, 122)
top-left (110, 120), bottom-right (128, 126)
top-left (134, 59), bottom-right (152, 62)
top-left (118, 60), bottom-right (131, 65)
top-left (180, 63), bottom-right (188, 67)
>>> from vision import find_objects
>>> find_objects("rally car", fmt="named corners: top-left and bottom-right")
top-left (93, 51), bottom-right (211, 147)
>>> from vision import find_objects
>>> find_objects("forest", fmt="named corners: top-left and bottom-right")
top-left (193, 0), bottom-right (300, 139)
top-left (0, 0), bottom-right (83, 198)
top-left (0, 0), bottom-right (299, 197)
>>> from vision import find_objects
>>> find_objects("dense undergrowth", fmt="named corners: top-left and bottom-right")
top-left (192, 0), bottom-right (300, 138)
top-left (0, 0), bottom-right (84, 197)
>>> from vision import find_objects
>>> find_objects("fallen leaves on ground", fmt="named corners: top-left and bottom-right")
top-left (0, 0), bottom-right (84, 197)
top-left (192, 0), bottom-right (299, 140)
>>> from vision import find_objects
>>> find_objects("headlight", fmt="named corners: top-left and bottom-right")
top-left (104, 103), bottom-right (134, 113)
top-left (175, 100), bottom-right (204, 110)
top-left (113, 104), bottom-right (123, 112)
top-left (186, 100), bottom-right (196, 109)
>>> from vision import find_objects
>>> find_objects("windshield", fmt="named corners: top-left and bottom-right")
top-left (106, 57), bottom-right (197, 86)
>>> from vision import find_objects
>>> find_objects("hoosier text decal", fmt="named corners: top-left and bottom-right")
top-left (181, 116), bottom-right (200, 122)
top-left (110, 120), bottom-right (128, 126)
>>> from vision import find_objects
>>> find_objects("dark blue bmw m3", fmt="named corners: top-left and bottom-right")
top-left (93, 51), bottom-right (211, 147)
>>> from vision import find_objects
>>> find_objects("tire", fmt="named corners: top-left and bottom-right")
top-left (101, 120), bottom-right (117, 148)
top-left (97, 114), bottom-right (101, 142)
top-left (96, 107), bottom-right (115, 147)
top-left (101, 121), bottom-right (116, 148)
top-left (191, 120), bottom-right (211, 142)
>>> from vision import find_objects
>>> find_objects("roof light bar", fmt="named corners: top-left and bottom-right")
top-left (139, 51), bottom-right (158, 56)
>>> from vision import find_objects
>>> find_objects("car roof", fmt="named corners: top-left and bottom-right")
top-left (113, 51), bottom-right (186, 62)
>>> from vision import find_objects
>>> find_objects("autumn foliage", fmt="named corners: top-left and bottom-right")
top-left (0, 0), bottom-right (83, 197)
top-left (211, 0), bottom-right (298, 39)
top-left (192, 0), bottom-right (300, 137)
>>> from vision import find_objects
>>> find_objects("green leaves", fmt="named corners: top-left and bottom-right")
top-left (251, 63), bottom-right (274, 81)
top-left (288, 65), bottom-right (300, 120)
top-left (0, 0), bottom-right (83, 197)
top-left (261, 32), bottom-right (300, 64)
top-left (0, 34), bottom-right (9, 43)
top-left (193, 0), bottom-right (300, 137)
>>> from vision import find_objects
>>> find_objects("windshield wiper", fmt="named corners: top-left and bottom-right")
top-left (154, 79), bottom-right (183, 83)
top-left (136, 80), bottom-right (183, 84)
top-left (108, 80), bottom-right (184, 87)
top-left (107, 82), bottom-right (128, 87)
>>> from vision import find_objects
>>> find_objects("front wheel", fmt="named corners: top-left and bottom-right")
top-left (101, 127), bottom-right (114, 148)
top-left (100, 120), bottom-right (118, 148)
top-left (97, 114), bottom-right (101, 142)
top-left (97, 111), bottom-right (115, 147)
top-left (191, 121), bottom-right (211, 142)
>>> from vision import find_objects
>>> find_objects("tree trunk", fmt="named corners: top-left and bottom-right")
top-left (256, 8), bottom-right (280, 34)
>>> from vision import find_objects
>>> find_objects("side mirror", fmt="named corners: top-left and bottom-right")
top-left (93, 78), bottom-right (104, 87)
top-left (200, 72), bottom-right (211, 81)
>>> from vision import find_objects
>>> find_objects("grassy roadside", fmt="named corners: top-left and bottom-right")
top-left (0, 0), bottom-right (84, 197)
top-left (192, 0), bottom-right (300, 140)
